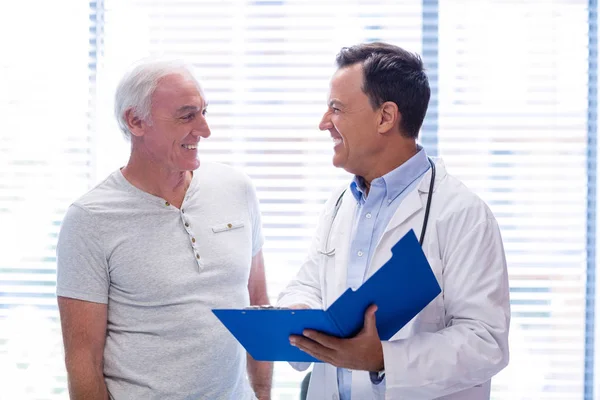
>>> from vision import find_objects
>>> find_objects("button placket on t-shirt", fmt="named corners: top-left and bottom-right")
top-left (179, 206), bottom-right (201, 267)
top-left (165, 196), bottom-right (202, 269)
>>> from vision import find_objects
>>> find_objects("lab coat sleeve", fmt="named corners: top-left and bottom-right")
top-left (276, 231), bottom-right (323, 372)
top-left (382, 216), bottom-right (510, 399)
top-left (277, 186), bottom-right (345, 310)
top-left (276, 208), bottom-right (327, 310)
top-left (277, 189), bottom-right (344, 372)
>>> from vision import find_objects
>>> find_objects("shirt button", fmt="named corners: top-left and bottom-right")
top-left (366, 213), bottom-right (372, 219)
top-left (196, 253), bottom-right (200, 260)
top-left (185, 222), bottom-right (190, 227)
top-left (165, 201), bottom-right (170, 206)
top-left (181, 208), bottom-right (185, 213)
top-left (357, 251), bottom-right (363, 257)
top-left (387, 198), bottom-right (392, 203)
top-left (191, 237), bottom-right (196, 243)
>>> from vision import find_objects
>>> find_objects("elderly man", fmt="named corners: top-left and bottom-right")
top-left (56, 60), bottom-right (272, 400)
top-left (278, 42), bottom-right (510, 399)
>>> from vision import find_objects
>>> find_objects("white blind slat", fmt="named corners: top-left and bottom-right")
top-left (0, 0), bottom-right (595, 399)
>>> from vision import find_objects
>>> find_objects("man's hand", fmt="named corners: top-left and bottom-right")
top-left (247, 251), bottom-right (273, 400)
top-left (289, 305), bottom-right (384, 372)
top-left (254, 389), bottom-right (271, 400)
top-left (57, 297), bottom-right (109, 400)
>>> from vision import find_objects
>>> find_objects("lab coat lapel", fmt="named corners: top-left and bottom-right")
top-left (367, 161), bottom-right (444, 278)
top-left (377, 159), bottom-right (446, 246)
top-left (381, 185), bottom-right (424, 242)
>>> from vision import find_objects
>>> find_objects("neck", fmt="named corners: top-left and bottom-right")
top-left (361, 141), bottom-right (419, 186)
top-left (122, 149), bottom-right (192, 208)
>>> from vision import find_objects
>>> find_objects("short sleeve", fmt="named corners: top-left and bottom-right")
top-left (56, 204), bottom-right (110, 304)
top-left (245, 178), bottom-right (264, 257)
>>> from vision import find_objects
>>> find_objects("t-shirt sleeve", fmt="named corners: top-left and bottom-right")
top-left (56, 204), bottom-right (109, 304)
top-left (245, 177), bottom-right (264, 257)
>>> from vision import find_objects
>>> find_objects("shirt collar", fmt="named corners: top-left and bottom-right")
top-left (350, 176), bottom-right (367, 202)
top-left (350, 145), bottom-right (430, 203)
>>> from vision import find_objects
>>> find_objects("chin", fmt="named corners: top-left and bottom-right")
top-left (334, 158), bottom-right (359, 176)
top-left (332, 152), bottom-right (349, 169)
top-left (178, 160), bottom-right (201, 171)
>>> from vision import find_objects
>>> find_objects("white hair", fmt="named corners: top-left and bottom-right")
top-left (114, 58), bottom-right (200, 140)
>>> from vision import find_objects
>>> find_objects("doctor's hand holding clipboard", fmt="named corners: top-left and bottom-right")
top-left (214, 230), bottom-right (442, 368)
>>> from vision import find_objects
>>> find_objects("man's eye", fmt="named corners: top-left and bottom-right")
top-left (182, 113), bottom-right (195, 121)
top-left (332, 107), bottom-right (340, 113)
top-left (201, 109), bottom-right (208, 116)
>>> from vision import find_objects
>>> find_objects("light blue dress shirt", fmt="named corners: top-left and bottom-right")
top-left (337, 147), bottom-right (431, 400)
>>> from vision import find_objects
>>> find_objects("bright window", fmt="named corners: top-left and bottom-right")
top-left (0, 1), bottom-right (597, 398)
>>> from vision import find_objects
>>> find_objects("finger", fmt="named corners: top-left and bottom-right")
top-left (361, 304), bottom-right (379, 334)
top-left (290, 336), bottom-right (336, 363)
top-left (302, 329), bottom-right (343, 350)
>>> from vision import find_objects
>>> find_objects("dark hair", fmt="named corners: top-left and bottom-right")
top-left (335, 42), bottom-right (430, 139)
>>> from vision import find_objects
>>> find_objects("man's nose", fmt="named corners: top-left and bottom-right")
top-left (319, 111), bottom-right (332, 131)
top-left (192, 115), bottom-right (211, 138)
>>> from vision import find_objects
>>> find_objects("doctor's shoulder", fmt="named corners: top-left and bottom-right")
top-left (431, 172), bottom-right (504, 267)
top-left (434, 171), bottom-right (498, 228)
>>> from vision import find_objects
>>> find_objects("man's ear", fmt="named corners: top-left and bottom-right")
top-left (125, 108), bottom-right (145, 138)
top-left (378, 101), bottom-right (400, 134)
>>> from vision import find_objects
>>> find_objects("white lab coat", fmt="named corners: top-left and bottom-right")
top-left (277, 159), bottom-right (510, 400)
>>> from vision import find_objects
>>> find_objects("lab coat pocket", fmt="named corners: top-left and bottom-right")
top-left (415, 256), bottom-right (445, 331)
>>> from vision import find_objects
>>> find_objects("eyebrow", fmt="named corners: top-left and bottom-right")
top-left (328, 99), bottom-right (344, 108)
top-left (175, 104), bottom-right (207, 114)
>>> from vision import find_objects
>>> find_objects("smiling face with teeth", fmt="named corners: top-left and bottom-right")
top-left (319, 63), bottom-right (393, 181)
top-left (127, 73), bottom-right (211, 173)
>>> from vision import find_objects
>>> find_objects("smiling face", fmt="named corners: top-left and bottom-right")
top-left (318, 63), bottom-right (383, 177)
top-left (129, 73), bottom-right (211, 172)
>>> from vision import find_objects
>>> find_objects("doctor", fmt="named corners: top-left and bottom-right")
top-left (277, 42), bottom-right (510, 400)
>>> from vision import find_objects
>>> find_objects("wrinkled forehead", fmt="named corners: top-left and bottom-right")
top-left (152, 73), bottom-right (207, 109)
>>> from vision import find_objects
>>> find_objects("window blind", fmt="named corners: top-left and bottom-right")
top-left (0, 1), bottom-right (93, 398)
top-left (437, 1), bottom-right (593, 398)
top-left (0, 1), bottom-right (597, 399)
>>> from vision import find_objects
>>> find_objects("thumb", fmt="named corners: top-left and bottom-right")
top-left (362, 304), bottom-right (379, 334)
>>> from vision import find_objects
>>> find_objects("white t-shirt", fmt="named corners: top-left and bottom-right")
top-left (56, 161), bottom-right (263, 400)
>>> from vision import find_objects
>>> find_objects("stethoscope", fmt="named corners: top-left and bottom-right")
top-left (319, 157), bottom-right (436, 256)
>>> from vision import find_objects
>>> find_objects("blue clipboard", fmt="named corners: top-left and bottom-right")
top-left (212, 230), bottom-right (441, 362)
